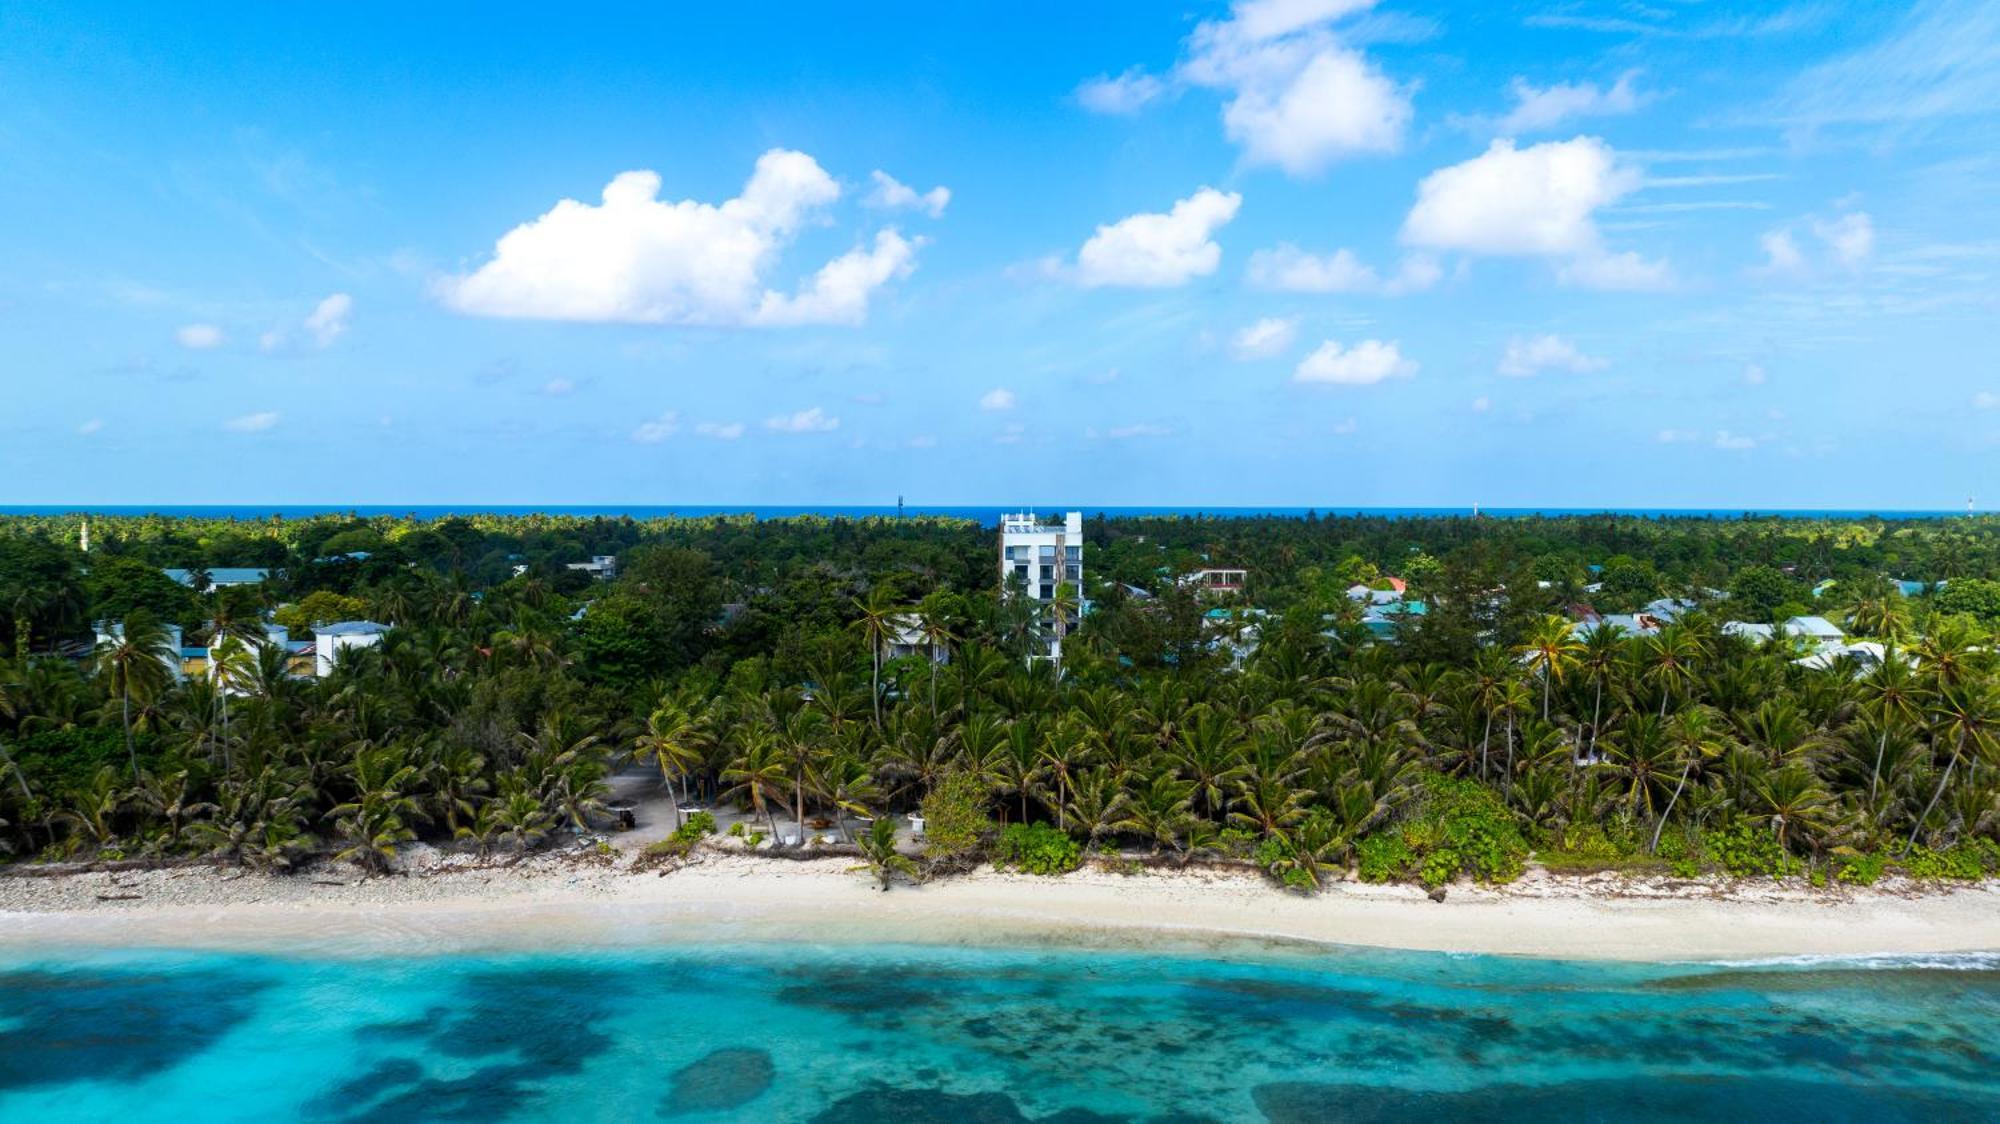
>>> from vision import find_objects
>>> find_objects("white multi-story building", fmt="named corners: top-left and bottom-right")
top-left (313, 620), bottom-right (390, 676)
top-left (999, 511), bottom-right (1082, 661)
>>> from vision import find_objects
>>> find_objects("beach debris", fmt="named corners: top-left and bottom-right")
top-left (1428, 886), bottom-right (1448, 903)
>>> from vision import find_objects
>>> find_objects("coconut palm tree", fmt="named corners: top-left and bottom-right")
top-left (93, 613), bottom-right (176, 784)
top-left (1649, 706), bottom-right (1728, 853)
top-left (1516, 614), bottom-right (1583, 721)
top-left (1907, 681), bottom-right (2000, 852)
top-left (850, 584), bottom-right (902, 729)
top-left (632, 700), bottom-right (707, 828)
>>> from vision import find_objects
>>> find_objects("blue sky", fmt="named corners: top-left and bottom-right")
top-left (3, 1), bottom-right (1996, 507)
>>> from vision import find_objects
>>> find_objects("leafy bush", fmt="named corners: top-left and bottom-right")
top-left (1708, 823), bottom-right (1801, 879)
top-left (1833, 850), bottom-right (1887, 886)
top-left (1902, 845), bottom-right (1985, 881)
top-left (1355, 833), bottom-right (1414, 883)
top-left (679, 810), bottom-right (717, 837)
top-left (993, 822), bottom-right (1081, 875)
top-left (921, 770), bottom-right (994, 869)
top-left (727, 821), bottom-right (746, 838)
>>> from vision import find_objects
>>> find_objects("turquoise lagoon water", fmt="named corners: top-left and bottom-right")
top-left (0, 943), bottom-right (1995, 1122)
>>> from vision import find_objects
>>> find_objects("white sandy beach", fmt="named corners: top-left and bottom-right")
top-left (2, 848), bottom-right (1997, 962)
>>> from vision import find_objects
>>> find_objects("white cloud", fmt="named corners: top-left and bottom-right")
top-left (439, 150), bottom-right (918, 326)
top-left (1759, 229), bottom-right (1807, 274)
top-left (1498, 334), bottom-right (1606, 377)
top-left (1497, 71), bottom-right (1644, 134)
top-left (979, 388), bottom-right (1018, 411)
top-left (1331, 416), bottom-right (1359, 434)
top-left (541, 377), bottom-right (575, 396)
top-left (632, 412), bottom-right (680, 443)
top-left (1470, 395), bottom-right (1492, 413)
top-left (1974, 391), bottom-right (2000, 410)
top-left (77, 418), bottom-right (104, 436)
top-left (1556, 250), bottom-right (1674, 291)
top-left (1813, 211), bottom-right (1875, 266)
top-left (1232, 316), bottom-right (1299, 359)
top-left (224, 411), bottom-right (279, 433)
top-left (866, 170), bottom-right (950, 218)
top-left (1757, 209), bottom-right (1874, 276)
top-left (1294, 338), bottom-right (1415, 385)
top-left (695, 420), bottom-right (745, 440)
top-left (1180, 0), bottom-right (1412, 175)
top-left (1744, 363), bottom-right (1768, 385)
top-left (1404, 137), bottom-right (1640, 256)
top-left (764, 406), bottom-right (840, 433)
top-left (1659, 427), bottom-right (1759, 450)
top-left (995, 422), bottom-right (1026, 445)
top-left (304, 293), bottom-right (352, 347)
top-left (907, 434), bottom-right (938, 448)
top-left (752, 230), bottom-right (921, 325)
top-left (176, 324), bottom-right (224, 349)
top-left (1102, 423), bottom-right (1173, 439)
top-left (1073, 187), bottom-right (1241, 287)
top-left (1076, 67), bottom-right (1166, 114)
top-left (1245, 244), bottom-right (1440, 293)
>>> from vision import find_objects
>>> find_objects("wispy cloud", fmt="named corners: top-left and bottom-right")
top-left (764, 406), bottom-right (840, 433)
top-left (1759, 0), bottom-right (2000, 128)
top-left (224, 411), bottom-right (279, 433)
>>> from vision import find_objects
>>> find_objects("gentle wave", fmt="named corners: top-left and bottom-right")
top-left (1698, 950), bottom-right (2000, 971)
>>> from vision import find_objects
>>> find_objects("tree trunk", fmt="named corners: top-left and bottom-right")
top-left (1479, 712), bottom-right (1492, 780)
top-left (1649, 760), bottom-right (1693, 854)
top-left (122, 680), bottom-right (139, 784)
top-left (1905, 734), bottom-right (1964, 854)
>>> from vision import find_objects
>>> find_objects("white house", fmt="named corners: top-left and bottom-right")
top-left (1181, 568), bottom-right (1247, 596)
top-left (565, 555), bottom-right (619, 580)
top-left (999, 511), bottom-right (1082, 661)
top-left (313, 620), bottom-right (390, 676)
top-left (879, 613), bottom-right (949, 665)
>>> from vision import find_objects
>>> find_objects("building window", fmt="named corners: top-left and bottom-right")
top-left (1014, 565), bottom-right (1029, 582)
top-left (1066, 546), bottom-right (1080, 560)
top-left (1040, 584), bottom-right (1053, 599)
top-left (1039, 545), bottom-right (1055, 559)
top-left (1040, 565), bottom-right (1053, 581)
top-left (1065, 565), bottom-right (1080, 582)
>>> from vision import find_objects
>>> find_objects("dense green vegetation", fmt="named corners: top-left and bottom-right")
top-left (2, 510), bottom-right (1999, 888)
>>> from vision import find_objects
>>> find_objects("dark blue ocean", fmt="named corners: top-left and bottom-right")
top-left (0, 505), bottom-right (1979, 526)
top-left (1, 943), bottom-right (1995, 1121)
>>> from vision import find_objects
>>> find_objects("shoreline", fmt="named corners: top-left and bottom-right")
top-left (4, 850), bottom-right (1999, 964)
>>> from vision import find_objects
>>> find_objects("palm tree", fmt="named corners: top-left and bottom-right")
top-left (916, 592), bottom-right (960, 721)
top-left (853, 816), bottom-right (919, 890)
top-left (1907, 682), bottom-right (2000, 852)
top-left (1857, 652), bottom-right (1924, 806)
top-left (1649, 706), bottom-right (1727, 853)
top-left (632, 700), bottom-right (707, 828)
top-left (93, 614), bottom-right (176, 784)
top-left (850, 584), bottom-right (902, 728)
top-left (1516, 615), bottom-right (1583, 721)
top-left (1642, 625), bottom-right (1703, 719)
top-left (721, 730), bottom-right (787, 838)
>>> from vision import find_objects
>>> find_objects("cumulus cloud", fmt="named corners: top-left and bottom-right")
top-left (1498, 334), bottom-right (1607, 377)
top-left (1744, 363), bottom-right (1768, 385)
top-left (1403, 136), bottom-right (1667, 289)
top-left (1757, 209), bottom-right (1874, 276)
top-left (765, 406), bottom-right (840, 433)
top-left (866, 170), bottom-right (950, 217)
top-left (77, 418), bottom-right (104, 436)
top-left (631, 412), bottom-right (680, 443)
top-left (1232, 316), bottom-right (1299, 360)
top-left (176, 324), bottom-right (224, 349)
top-left (1245, 244), bottom-right (1440, 293)
top-left (1974, 391), bottom-right (2000, 410)
top-left (979, 388), bottom-right (1018, 411)
top-left (1076, 67), bottom-right (1167, 114)
top-left (224, 411), bottom-right (279, 433)
top-left (695, 421), bottom-right (745, 439)
top-left (439, 150), bottom-right (918, 326)
top-left (541, 378), bottom-right (575, 396)
top-left (1470, 395), bottom-right (1492, 413)
top-left (1497, 71), bottom-right (1644, 134)
top-left (1813, 211), bottom-right (1875, 266)
top-left (1073, 187), bottom-right (1242, 287)
top-left (305, 293), bottom-right (352, 346)
top-left (1179, 0), bottom-right (1411, 175)
top-left (1659, 428), bottom-right (1758, 450)
top-left (1294, 338), bottom-right (1415, 385)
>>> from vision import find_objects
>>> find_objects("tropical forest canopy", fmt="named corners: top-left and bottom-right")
top-left (2, 509), bottom-right (1999, 888)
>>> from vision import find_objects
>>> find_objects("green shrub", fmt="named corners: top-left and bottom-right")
top-left (680, 810), bottom-right (718, 837)
top-left (1356, 833), bottom-right (1413, 883)
top-left (727, 822), bottom-right (746, 838)
top-left (1709, 823), bottom-right (1801, 879)
top-left (1902, 845), bottom-right (1984, 881)
top-left (1217, 827), bottom-right (1260, 860)
top-left (921, 770), bottom-right (994, 867)
top-left (1833, 851), bottom-right (1887, 886)
top-left (993, 822), bottom-right (1081, 875)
